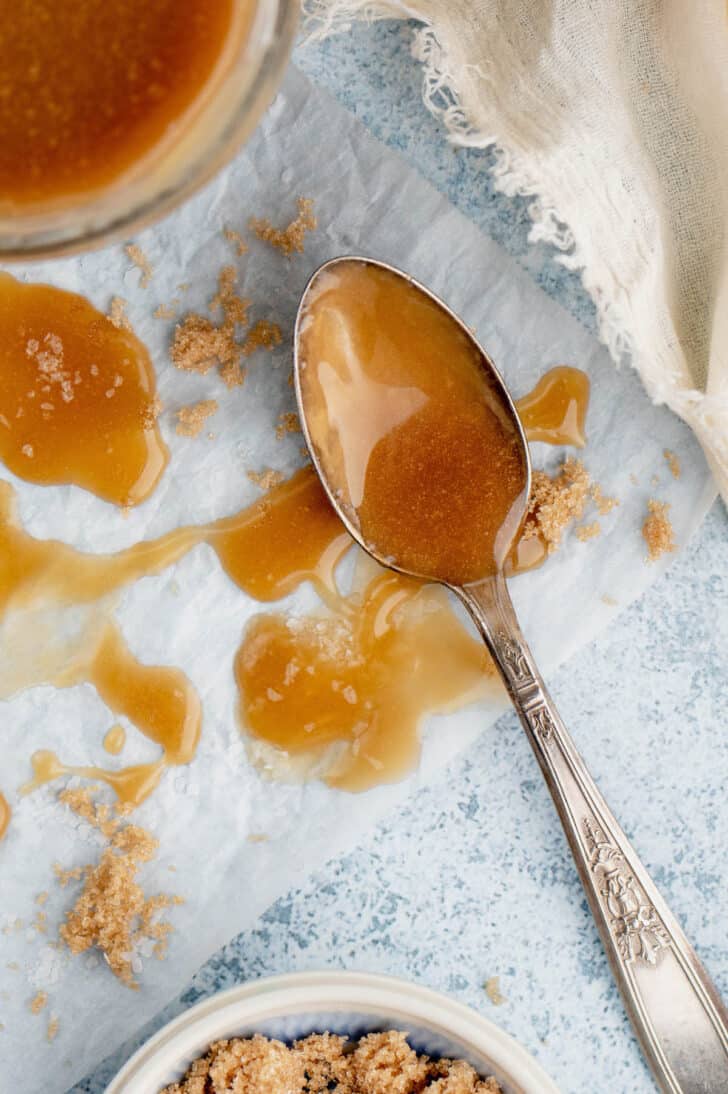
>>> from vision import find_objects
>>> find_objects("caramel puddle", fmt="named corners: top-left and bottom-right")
top-left (103, 725), bottom-right (127, 756)
top-left (515, 365), bottom-right (590, 448)
top-left (236, 570), bottom-right (497, 792)
top-left (0, 274), bottom-right (168, 507)
top-left (0, 791), bottom-right (10, 842)
top-left (20, 620), bottom-right (201, 807)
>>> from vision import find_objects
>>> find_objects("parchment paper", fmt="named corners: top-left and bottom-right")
top-left (0, 66), bottom-right (715, 1093)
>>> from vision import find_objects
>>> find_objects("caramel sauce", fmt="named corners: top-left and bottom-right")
top-left (298, 261), bottom-right (528, 586)
top-left (0, 0), bottom-right (238, 207)
top-left (2, 468), bottom-right (349, 807)
top-left (0, 274), bottom-right (167, 507)
top-left (21, 620), bottom-right (200, 806)
top-left (515, 365), bottom-right (590, 447)
top-left (0, 791), bottom-right (10, 842)
top-left (103, 725), bottom-right (127, 755)
top-left (235, 571), bottom-right (496, 791)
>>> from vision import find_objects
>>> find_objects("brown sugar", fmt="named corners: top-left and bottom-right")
top-left (520, 458), bottom-right (591, 553)
top-left (29, 990), bottom-right (48, 1015)
top-left (161, 1031), bottom-right (502, 1094)
top-left (153, 303), bottom-right (178, 320)
top-left (176, 400), bottom-right (219, 437)
top-left (108, 297), bottom-right (132, 331)
top-left (47, 1016), bottom-right (60, 1043)
top-left (243, 319), bottom-right (283, 357)
top-left (171, 267), bottom-right (250, 388)
top-left (247, 468), bottom-right (284, 491)
top-left (664, 448), bottom-right (681, 479)
top-left (642, 499), bottom-right (676, 562)
top-left (223, 227), bottom-right (248, 256)
top-left (484, 976), bottom-right (506, 1006)
top-left (590, 483), bottom-right (619, 515)
top-left (125, 245), bottom-right (154, 288)
top-left (250, 197), bottom-right (317, 257)
top-left (576, 521), bottom-right (601, 542)
top-left (276, 411), bottom-right (301, 440)
top-left (57, 797), bottom-right (180, 987)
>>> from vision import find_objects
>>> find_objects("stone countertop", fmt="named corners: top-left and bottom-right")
top-left (72, 21), bottom-right (728, 1094)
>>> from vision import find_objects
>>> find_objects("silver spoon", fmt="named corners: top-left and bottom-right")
top-left (294, 256), bottom-right (728, 1094)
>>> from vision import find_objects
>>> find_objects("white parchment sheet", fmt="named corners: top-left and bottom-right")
top-left (0, 67), bottom-right (715, 1092)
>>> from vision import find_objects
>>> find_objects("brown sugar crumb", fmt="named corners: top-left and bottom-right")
top-left (664, 448), bottom-right (681, 479)
top-left (250, 197), bottom-right (317, 258)
top-left (56, 795), bottom-right (179, 988)
top-left (601, 594), bottom-right (618, 606)
top-left (47, 1016), bottom-right (59, 1042)
top-left (276, 411), bottom-right (301, 440)
top-left (153, 302), bottom-right (178, 320)
top-left (576, 521), bottom-right (601, 542)
top-left (223, 226), bottom-right (248, 255)
top-left (125, 244), bottom-right (153, 288)
top-left (175, 400), bottom-right (218, 438)
top-left (247, 832), bottom-right (269, 843)
top-left (247, 468), bottom-right (284, 491)
top-left (171, 267), bottom-right (250, 387)
top-left (521, 457), bottom-right (591, 553)
top-left (141, 396), bottom-right (163, 430)
top-left (642, 499), bottom-right (676, 562)
top-left (243, 319), bottom-right (283, 357)
top-left (29, 990), bottom-right (48, 1015)
top-left (35, 891), bottom-right (49, 906)
top-left (53, 864), bottom-right (85, 887)
top-left (108, 296), bottom-right (132, 331)
top-left (484, 976), bottom-right (506, 1006)
top-left (161, 1031), bottom-right (502, 1094)
top-left (59, 787), bottom-right (119, 838)
top-left (590, 483), bottom-right (619, 516)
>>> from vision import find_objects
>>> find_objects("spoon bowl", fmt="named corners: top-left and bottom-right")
top-left (294, 255), bottom-right (728, 1094)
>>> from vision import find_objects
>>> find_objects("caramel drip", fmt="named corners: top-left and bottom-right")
top-left (0, 467), bottom-right (348, 619)
top-left (0, 791), bottom-right (10, 842)
top-left (0, 274), bottom-right (168, 507)
top-left (235, 570), bottom-right (498, 792)
top-left (516, 366), bottom-right (590, 448)
top-left (20, 620), bottom-right (200, 807)
top-left (103, 725), bottom-right (127, 755)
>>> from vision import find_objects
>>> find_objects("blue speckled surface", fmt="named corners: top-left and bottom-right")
top-left (71, 21), bottom-right (728, 1094)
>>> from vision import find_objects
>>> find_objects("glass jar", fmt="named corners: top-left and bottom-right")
top-left (0, 0), bottom-right (298, 259)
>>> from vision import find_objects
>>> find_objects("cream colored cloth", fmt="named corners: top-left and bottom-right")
top-left (305, 0), bottom-right (728, 502)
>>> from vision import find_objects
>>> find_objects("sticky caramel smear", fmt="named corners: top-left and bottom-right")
top-left (21, 620), bottom-right (200, 807)
top-left (515, 366), bottom-right (590, 448)
top-left (103, 725), bottom-right (127, 755)
top-left (0, 791), bottom-right (10, 842)
top-left (0, 0), bottom-right (241, 206)
top-left (235, 571), bottom-right (497, 792)
top-left (3, 468), bottom-right (349, 808)
top-left (298, 260), bottom-right (528, 585)
top-left (0, 274), bottom-right (167, 507)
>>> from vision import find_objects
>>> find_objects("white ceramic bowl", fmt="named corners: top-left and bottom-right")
top-left (106, 971), bottom-right (560, 1094)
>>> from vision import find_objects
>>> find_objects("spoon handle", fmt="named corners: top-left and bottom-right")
top-left (457, 575), bottom-right (728, 1094)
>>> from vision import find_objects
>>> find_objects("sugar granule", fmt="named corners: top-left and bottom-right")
top-left (29, 990), bottom-right (47, 1014)
top-left (247, 468), bottom-right (284, 491)
top-left (171, 267), bottom-right (250, 386)
top-left (243, 319), bottom-right (282, 357)
top-left (590, 483), bottom-right (619, 515)
top-left (521, 457), bottom-right (592, 552)
top-left (176, 400), bottom-right (218, 438)
top-left (223, 226), bottom-right (248, 255)
top-left (250, 197), bottom-right (317, 258)
top-left (484, 976), bottom-right (506, 1006)
top-left (576, 521), bottom-right (601, 542)
top-left (161, 1031), bottom-right (502, 1094)
top-left (55, 793), bottom-right (179, 988)
top-left (153, 302), bottom-right (178, 320)
top-left (276, 411), bottom-right (301, 440)
top-left (124, 244), bottom-right (153, 288)
top-left (642, 499), bottom-right (676, 562)
top-left (108, 296), bottom-right (132, 331)
top-left (47, 1016), bottom-right (59, 1042)
top-left (664, 448), bottom-right (681, 479)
